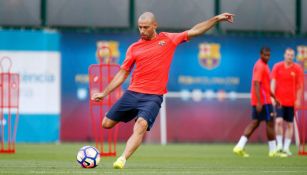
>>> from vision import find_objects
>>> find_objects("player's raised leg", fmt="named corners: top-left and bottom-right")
top-left (113, 117), bottom-right (148, 169)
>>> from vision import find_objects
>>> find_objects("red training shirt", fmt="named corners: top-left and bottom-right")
top-left (272, 61), bottom-right (304, 106)
top-left (251, 59), bottom-right (272, 105)
top-left (121, 32), bottom-right (189, 95)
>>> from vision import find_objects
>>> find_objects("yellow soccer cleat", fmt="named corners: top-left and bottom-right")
top-left (282, 149), bottom-right (292, 156)
top-left (276, 145), bottom-right (283, 152)
top-left (113, 156), bottom-right (126, 169)
top-left (233, 146), bottom-right (250, 157)
top-left (268, 151), bottom-right (288, 158)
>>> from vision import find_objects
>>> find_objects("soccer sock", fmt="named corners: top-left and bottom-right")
top-left (120, 155), bottom-right (127, 161)
top-left (276, 135), bottom-right (283, 149)
top-left (268, 140), bottom-right (276, 153)
top-left (236, 136), bottom-right (248, 149)
top-left (283, 138), bottom-right (292, 151)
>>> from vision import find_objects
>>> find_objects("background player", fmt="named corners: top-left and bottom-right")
top-left (271, 48), bottom-right (304, 156)
top-left (233, 47), bottom-right (286, 157)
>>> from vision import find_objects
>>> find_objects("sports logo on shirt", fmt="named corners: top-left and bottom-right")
top-left (158, 40), bottom-right (166, 46)
top-left (198, 43), bottom-right (221, 70)
top-left (297, 46), bottom-right (307, 71)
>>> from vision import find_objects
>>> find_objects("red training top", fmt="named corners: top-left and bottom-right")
top-left (121, 32), bottom-right (189, 95)
top-left (251, 59), bottom-right (272, 105)
top-left (272, 61), bottom-right (304, 106)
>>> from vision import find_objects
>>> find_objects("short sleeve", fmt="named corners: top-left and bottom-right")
top-left (121, 45), bottom-right (135, 71)
top-left (163, 31), bottom-right (189, 45)
top-left (253, 63), bottom-right (263, 82)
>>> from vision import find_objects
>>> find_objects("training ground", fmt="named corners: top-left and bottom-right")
top-left (1, 143), bottom-right (307, 175)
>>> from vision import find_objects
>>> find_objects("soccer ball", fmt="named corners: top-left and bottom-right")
top-left (76, 146), bottom-right (100, 168)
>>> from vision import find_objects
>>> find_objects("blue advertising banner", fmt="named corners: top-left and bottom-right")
top-left (60, 32), bottom-right (136, 141)
top-left (2, 30), bottom-right (306, 142)
top-left (60, 31), bottom-right (307, 141)
top-left (0, 30), bottom-right (61, 142)
top-left (169, 35), bottom-right (307, 92)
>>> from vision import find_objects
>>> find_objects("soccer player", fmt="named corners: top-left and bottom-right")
top-left (233, 47), bottom-right (286, 157)
top-left (92, 11), bottom-right (234, 169)
top-left (271, 48), bottom-right (304, 156)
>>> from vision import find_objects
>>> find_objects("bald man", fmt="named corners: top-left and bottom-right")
top-left (92, 12), bottom-right (234, 169)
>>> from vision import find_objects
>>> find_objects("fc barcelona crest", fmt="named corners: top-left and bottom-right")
top-left (198, 43), bottom-right (221, 70)
top-left (96, 41), bottom-right (120, 64)
top-left (297, 46), bottom-right (307, 71)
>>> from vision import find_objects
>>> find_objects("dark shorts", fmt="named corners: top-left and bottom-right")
top-left (275, 106), bottom-right (294, 122)
top-left (106, 90), bottom-right (163, 131)
top-left (252, 104), bottom-right (274, 121)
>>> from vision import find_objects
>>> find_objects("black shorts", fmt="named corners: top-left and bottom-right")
top-left (252, 104), bottom-right (274, 121)
top-left (106, 90), bottom-right (163, 131)
top-left (276, 106), bottom-right (294, 122)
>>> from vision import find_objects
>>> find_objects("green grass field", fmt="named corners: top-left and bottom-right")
top-left (0, 143), bottom-right (307, 175)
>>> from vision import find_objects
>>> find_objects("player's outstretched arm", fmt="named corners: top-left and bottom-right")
top-left (187, 13), bottom-right (234, 39)
top-left (91, 68), bottom-right (129, 101)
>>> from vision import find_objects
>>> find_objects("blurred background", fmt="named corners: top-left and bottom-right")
top-left (0, 0), bottom-right (307, 144)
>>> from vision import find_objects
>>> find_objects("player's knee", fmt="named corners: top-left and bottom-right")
top-left (102, 123), bottom-right (113, 129)
top-left (102, 122), bottom-right (113, 129)
top-left (275, 118), bottom-right (283, 126)
top-left (285, 122), bottom-right (293, 129)
top-left (136, 118), bottom-right (148, 131)
top-left (102, 117), bottom-right (114, 129)
top-left (252, 120), bottom-right (260, 128)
